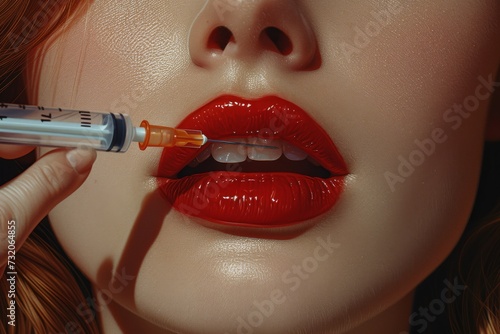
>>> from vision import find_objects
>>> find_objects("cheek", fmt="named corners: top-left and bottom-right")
top-left (340, 2), bottom-right (497, 232)
top-left (297, 0), bottom-right (498, 297)
top-left (349, 8), bottom-right (497, 290)
top-left (35, 0), bottom-right (199, 282)
top-left (36, 1), bottom-right (200, 110)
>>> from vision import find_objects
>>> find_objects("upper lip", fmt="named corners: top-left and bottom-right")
top-left (157, 95), bottom-right (348, 178)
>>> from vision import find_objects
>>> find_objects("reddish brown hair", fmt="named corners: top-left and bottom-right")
top-left (0, 1), bottom-right (99, 333)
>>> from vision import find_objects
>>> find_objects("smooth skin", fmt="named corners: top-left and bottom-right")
top-left (2, 1), bottom-right (500, 333)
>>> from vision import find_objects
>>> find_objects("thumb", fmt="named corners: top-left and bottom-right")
top-left (0, 148), bottom-right (96, 269)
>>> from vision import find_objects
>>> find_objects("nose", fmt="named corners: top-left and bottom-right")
top-left (189, 0), bottom-right (319, 70)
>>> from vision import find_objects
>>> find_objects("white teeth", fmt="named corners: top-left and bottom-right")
top-left (282, 142), bottom-right (307, 161)
top-left (189, 138), bottom-right (317, 166)
top-left (211, 137), bottom-right (247, 163)
top-left (247, 138), bottom-right (282, 161)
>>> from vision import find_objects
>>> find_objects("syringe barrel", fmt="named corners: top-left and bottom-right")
top-left (0, 104), bottom-right (135, 152)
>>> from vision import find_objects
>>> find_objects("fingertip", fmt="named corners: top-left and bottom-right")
top-left (65, 148), bottom-right (97, 174)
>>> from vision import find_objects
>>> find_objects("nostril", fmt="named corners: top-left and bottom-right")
top-left (262, 27), bottom-right (293, 55)
top-left (206, 26), bottom-right (294, 55)
top-left (207, 26), bottom-right (234, 51)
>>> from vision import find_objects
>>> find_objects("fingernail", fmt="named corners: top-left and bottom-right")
top-left (66, 148), bottom-right (97, 174)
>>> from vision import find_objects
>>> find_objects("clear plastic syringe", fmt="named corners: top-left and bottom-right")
top-left (0, 103), bottom-right (277, 152)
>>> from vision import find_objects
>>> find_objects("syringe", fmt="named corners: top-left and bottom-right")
top-left (0, 103), bottom-right (277, 152)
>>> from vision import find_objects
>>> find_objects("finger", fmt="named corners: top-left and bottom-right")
top-left (0, 148), bottom-right (96, 267)
top-left (0, 144), bottom-right (35, 160)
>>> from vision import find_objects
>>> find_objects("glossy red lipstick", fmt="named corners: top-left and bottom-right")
top-left (157, 96), bottom-right (348, 227)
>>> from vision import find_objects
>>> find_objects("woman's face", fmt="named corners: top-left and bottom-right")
top-left (37, 1), bottom-right (500, 333)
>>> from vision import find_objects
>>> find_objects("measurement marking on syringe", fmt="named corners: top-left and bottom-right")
top-left (41, 113), bottom-right (52, 122)
top-left (80, 111), bottom-right (92, 127)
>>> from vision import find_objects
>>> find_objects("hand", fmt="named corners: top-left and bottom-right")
top-left (0, 145), bottom-right (96, 274)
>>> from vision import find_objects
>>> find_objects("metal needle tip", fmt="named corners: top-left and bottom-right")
top-left (206, 139), bottom-right (279, 149)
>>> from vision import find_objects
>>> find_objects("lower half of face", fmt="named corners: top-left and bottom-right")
top-left (37, 1), bottom-right (499, 333)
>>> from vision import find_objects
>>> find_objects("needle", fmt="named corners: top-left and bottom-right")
top-left (206, 139), bottom-right (279, 149)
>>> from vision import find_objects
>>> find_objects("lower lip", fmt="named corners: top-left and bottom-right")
top-left (158, 171), bottom-right (345, 227)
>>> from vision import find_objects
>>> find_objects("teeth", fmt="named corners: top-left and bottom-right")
top-left (211, 137), bottom-right (247, 163)
top-left (247, 138), bottom-right (282, 161)
top-left (282, 142), bottom-right (307, 161)
top-left (189, 138), bottom-right (318, 166)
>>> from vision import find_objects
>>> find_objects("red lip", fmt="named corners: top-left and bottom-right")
top-left (157, 96), bottom-right (348, 228)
